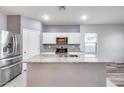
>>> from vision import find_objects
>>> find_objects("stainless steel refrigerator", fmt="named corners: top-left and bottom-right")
top-left (0, 30), bottom-right (22, 86)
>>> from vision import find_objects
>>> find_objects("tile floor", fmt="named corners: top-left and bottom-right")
top-left (4, 71), bottom-right (27, 87)
top-left (3, 71), bottom-right (116, 87)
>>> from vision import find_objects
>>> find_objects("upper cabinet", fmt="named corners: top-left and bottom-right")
top-left (43, 33), bottom-right (56, 44)
top-left (7, 15), bottom-right (42, 34)
top-left (7, 15), bottom-right (21, 33)
top-left (43, 25), bottom-right (80, 44)
top-left (43, 32), bottom-right (80, 44)
top-left (68, 33), bottom-right (81, 44)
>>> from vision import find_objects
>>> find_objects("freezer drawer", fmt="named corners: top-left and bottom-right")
top-left (0, 55), bottom-right (22, 68)
top-left (0, 62), bottom-right (22, 86)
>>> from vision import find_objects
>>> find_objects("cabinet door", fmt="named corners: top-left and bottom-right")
top-left (68, 33), bottom-right (80, 44)
top-left (43, 33), bottom-right (56, 44)
top-left (43, 32), bottom-right (81, 44)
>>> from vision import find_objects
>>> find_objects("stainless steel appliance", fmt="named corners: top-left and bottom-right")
top-left (56, 46), bottom-right (68, 54)
top-left (56, 37), bottom-right (68, 45)
top-left (0, 30), bottom-right (22, 86)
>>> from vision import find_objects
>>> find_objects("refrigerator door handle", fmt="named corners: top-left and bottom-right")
top-left (12, 34), bottom-right (16, 54)
top-left (14, 35), bottom-right (18, 54)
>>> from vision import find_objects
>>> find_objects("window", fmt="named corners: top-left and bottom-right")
top-left (84, 33), bottom-right (97, 55)
top-left (84, 33), bottom-right (97, 43)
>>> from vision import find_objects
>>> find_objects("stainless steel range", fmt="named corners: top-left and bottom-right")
top-left (0, 30), bottom-right (22, 86)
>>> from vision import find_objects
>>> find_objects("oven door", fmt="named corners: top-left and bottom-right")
top-left (0, 31), bottom-right (15, 59)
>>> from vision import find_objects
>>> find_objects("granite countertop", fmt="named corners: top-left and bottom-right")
top-left (22, 54), bottom-right (120, 63)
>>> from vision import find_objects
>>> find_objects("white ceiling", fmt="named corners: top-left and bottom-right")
top-left (0, 6), bottom-right (124, 25)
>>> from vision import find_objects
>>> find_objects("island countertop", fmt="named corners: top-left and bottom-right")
top-left (22, 54), bottom-right (122, 63)
top-left (24, 54), bottom-right (119, 87)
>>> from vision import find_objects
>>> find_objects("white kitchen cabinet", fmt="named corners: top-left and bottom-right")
top-left (43, 32), bottom-right (80, 44)
top-left (56, 33), bottom-right (68, 37)
top-left (68, 33), bottom-right (80, 44)
top-left (42, 33), bottom-right (56, 44)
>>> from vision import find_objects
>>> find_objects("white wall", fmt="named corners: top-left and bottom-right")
top-left (80, 24), bottom-right (124, 61)
top-left (0, 13), bottom-right (7, 30)
top-left (44, 25), bottom-right (80, 32)
top-left (40, 22), bottom-right (44, 52)
top-left (21, 16), bottom-right (43, 51)
top-left (21, 16), bottom-right (42, 31)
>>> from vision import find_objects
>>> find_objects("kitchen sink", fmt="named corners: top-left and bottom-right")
top-left (69, 55), bottom-right (78, 57)
top-left (62, 54), bottom-right (79, 57)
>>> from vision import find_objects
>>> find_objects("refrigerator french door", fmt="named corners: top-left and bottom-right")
top-left (0, 30), bottom-right (22, 86)
top-left (0, 31), bottom-right (15, 59)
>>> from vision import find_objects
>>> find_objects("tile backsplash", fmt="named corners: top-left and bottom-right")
top-left (41, 44), bottom-right (80, 52)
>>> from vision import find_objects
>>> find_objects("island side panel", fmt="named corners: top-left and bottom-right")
top-left (27, 63), bottom-right (106, 87)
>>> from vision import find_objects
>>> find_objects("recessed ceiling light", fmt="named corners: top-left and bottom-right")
top-left (42, 14), bottom-right (50, 21)
top-left (81, 15), bottom-right (88, 21)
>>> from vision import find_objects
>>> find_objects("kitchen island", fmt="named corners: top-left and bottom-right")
top-left (23, 54), bottom-right (115, 87)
